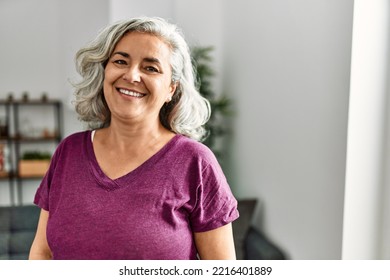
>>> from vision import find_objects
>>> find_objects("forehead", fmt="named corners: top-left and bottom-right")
top-left (113, 32), bottom-right (172, 60)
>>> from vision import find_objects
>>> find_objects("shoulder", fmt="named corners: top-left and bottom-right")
top-left (173, 135), bottom-right (217, 164)
top-left (168, 135), bottom-right (223, 176)
top-left (59, 130), bottom-right (90, 145)
top-left (53, 130), bottom-right (91, 155)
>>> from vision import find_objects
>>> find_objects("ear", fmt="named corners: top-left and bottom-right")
top-left (166, 81), bottom-right (178, 103)
top-left (169, 81), bottom-right (178, 95)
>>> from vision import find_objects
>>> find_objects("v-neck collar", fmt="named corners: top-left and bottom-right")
top-left (85, 130), bottom-right (180, 191)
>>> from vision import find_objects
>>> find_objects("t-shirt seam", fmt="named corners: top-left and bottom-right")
top-left (190, 158), bottom-right (212, 214)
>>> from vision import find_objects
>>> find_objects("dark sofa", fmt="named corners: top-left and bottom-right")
top-left (232, 199), bottom-right (286, 260)
top-left (0, 200), bottom-right (285, 260)
top-left (0, 205), bottom-right (40, 260)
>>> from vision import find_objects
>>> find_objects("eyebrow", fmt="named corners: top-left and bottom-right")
top-left (112, 52), bottom-right (161, 65)
top-left (144, 57), bottom-right (161, 65)
top-left (113, 51), bottom-right (129, 58)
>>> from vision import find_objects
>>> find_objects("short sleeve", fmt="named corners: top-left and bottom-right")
top-left (190, 161), bottom-right (239, 232)
top-left (33, 142), bottom-right (61, 211)
top-left (34, 171), bottom-right (51, 211)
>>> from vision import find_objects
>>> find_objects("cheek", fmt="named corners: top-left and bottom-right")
top-left (104, 68), bottom-right (113, 84)
top-left (157, 76), bottom-right (175, 93)
top-left (102, 69), bottom-right (115, 101)
top-left (104, 64), bottom-right (122, 83)
top-left (102, 79), bottom-right (111, 100)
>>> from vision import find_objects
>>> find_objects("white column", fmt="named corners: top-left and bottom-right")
top-left (342, 0), bottom-right (390, 259)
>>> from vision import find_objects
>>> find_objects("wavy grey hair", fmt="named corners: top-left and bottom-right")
top-left (72, 17), bottom-right (210, 141)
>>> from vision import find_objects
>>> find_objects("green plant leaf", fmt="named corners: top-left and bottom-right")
top-left (191, 45), bottom-right (233, 164)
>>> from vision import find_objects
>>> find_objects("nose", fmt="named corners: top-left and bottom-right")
top-left (122, 66), bottom-right (141, 83)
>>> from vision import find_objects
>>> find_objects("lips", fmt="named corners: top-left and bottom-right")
top-left (117, 88), bottom-right (146, 98)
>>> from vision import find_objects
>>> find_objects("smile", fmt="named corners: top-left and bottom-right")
top-left (117, 88), bottom-right (146, 98)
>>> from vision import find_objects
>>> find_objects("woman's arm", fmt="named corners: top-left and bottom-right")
top-left (194, 223), bottom-right (236, 260)
top-left (29, 209), bottom-right (52, 260)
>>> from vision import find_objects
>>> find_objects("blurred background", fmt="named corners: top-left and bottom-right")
top-left (0, 0), bottom-right (389, 260)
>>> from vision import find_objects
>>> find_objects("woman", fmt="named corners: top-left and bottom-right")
top-left (29, 17), bottom-right (239, 260)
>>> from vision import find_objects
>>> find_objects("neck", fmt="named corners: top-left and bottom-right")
top-left (100, 119), bottom-right (172, 152)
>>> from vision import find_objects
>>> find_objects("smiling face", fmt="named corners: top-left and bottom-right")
top-left (103, 32), bottom-right (177, 127)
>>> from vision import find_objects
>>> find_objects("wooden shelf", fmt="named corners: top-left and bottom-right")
top-left (0, 171), bottom-right (10, 178)
top-left (0, 136), bottom-right (60, 143)
top-left (0, 171), bottom-right (45, 180)
top-left (0, 98), bottom-right (63, 205)
top-left (0, 99), bottom-right (61, 105)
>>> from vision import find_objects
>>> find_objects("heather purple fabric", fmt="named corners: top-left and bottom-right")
top-left (34, 131), bottom-right (239, 260)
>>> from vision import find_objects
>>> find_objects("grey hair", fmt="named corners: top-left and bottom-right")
top-left (72, 16), bottom-right (210, 141)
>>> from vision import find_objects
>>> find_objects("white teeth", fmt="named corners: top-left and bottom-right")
top-left (118, 88), bottom-right (144, 97)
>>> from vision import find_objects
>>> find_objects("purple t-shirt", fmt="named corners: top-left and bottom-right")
top-left (34, 131), bottom-right (239, 260)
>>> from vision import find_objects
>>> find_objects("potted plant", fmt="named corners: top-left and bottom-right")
top-left (18, 151), bottom-right (51, 177)
top-left (191, 46), bottom-right (233, 162)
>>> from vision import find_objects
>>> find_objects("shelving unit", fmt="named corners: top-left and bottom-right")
top-left (0, 98), bottom-right (63, 205)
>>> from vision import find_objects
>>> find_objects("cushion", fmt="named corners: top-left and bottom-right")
top-left (232, 199), bottom-right (257, 259)
top-left (244, 226), bottom-right (287, 260)
top-left (0, 205), bottom-right (40, 260)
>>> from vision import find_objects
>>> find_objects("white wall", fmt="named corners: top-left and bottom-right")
top-left (0, 0), bottom-right (358, 260)
top-left (0, 0), bottom-right (108, 205)
top-left (109, 0), bottom-right (175, 23)
top-left (0, 0), bottom-right (108, 134)
top-left (222, 0), bottom-right (354, 259)
top-left (0, 0), bottom-right (61, 99)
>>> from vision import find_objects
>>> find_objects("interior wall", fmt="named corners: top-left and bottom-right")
top-left (109, 0), bottom-right (175, 23)
top-left (222, 0), bottom-right (354, 259)
top-left (0, 0), bottom-right (61, 99)
top-left (0, 0), bottom-right (60, 206)
top-left (0, 0), bottom-right (108, 134)
top-left (0, 0), bottom-right (108, 206)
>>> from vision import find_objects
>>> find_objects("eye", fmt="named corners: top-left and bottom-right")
top-left (145, 66), bottom-right (159, 73)
top-left (114, 59), bottom-right (127, 65)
